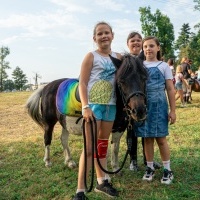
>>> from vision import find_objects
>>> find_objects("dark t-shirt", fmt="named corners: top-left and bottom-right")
top-left (181, 63), bottom-right (191, 79)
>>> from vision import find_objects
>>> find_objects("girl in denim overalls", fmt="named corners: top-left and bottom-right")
top-left (135, 36), bottom-right (176, 184)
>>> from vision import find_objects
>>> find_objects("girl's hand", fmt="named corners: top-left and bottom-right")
top-left (168, 111), bottom-right (176, 124)
top-left (82, 107), bottom-right (94, 122)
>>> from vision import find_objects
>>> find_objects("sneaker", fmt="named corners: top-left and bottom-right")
top-left (130, 160), bottom-right (138, 171)
top-left (72, 192), bottom-right (88, 200)
top-left (94, 179), bottom-right (119, 198)
top-left (161, 169), bottom-right (174, 184)
top-left (153, 161), bottom-right (161, 170)
top-left (142, 167), bottom-right (155, 181)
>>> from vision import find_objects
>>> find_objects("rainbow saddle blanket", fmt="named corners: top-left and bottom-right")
top-left (56, 79), bottom-right (82, 116)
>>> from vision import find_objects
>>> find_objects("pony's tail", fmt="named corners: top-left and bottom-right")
top-left (25, 86), bottom-right (45, 129)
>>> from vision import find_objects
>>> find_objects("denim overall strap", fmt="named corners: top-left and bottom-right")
top-left (135, 63), bottom-right (169, 138)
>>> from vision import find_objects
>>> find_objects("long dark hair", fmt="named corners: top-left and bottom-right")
top-left (142, 36), bottom-right (162, 61)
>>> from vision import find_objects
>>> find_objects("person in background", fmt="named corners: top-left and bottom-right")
top-left (167, 58), bottom-right (176, 86)
top-left (167, 58), bottom-right (175, 74)
top-left (111, 31), bottom-right (161, 172)
top-left (180, 57), bottom-right (192, 104)
top-left (135, 36), bottom-right (176, 184)
top-left (188, 59), bottom-right (193, 67)
top-left (188, 59), bottom-right (194, 102)
top-left (175, 65), bottom-right (186, 107)
top-left (126, 32), bottom-right (145, 171)
top-left (73, 21), bottom-right (121, 200)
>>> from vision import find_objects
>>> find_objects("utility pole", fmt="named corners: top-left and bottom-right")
top-left (33, 72), bottom-right (41, 89)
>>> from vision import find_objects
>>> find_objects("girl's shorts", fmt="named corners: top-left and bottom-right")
top-left (175, 82), bottom-right (182, 90)
top-left (88, 104), bottom-right (116, 121)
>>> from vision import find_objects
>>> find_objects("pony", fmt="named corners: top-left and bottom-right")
top-left (25, 54), bottom-right (148, 169)
top-left (191, 79), bottom-right (200, 92)
top-left (188, 78), bottom-right (200, 102)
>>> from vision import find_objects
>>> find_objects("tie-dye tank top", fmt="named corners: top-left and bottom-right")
top-left (87, 51), bottom-right (117, 105)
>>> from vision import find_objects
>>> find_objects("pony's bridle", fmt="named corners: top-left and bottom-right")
top-left (117, 58), bottom-right (146, 109)
top-left (117, 82), bottom-right (146, 105)
top-left (117, 82), bottom-right (146, 122)
top-left (126, 91), bottom-right (146, 106)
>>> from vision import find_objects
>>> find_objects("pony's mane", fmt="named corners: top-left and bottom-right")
top-left (116, 53), bottom-right (147, 81)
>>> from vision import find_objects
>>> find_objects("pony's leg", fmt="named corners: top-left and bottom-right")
top-left (110, 131), bottom-right (124, 171)
top-left (44, 145), bottom-right (51, 167)
top-left (60, 127), bottom-right (77, 169)
top-left (104, 155), bottom-right (111, 183)
top-left (43, 125), bottom-right (54, 167)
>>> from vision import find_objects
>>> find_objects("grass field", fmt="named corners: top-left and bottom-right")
top-left (0, 91), bottom-right (200, 200)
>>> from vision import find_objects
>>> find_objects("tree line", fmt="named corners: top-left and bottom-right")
top-left (0, 47), bottom-right (41, 92)
top-left (1, 1), bottom-right (200, 92)
top-left (139, 0), bottom-right (200, 70)
top-left (0, 47), bottom-right (28, 92)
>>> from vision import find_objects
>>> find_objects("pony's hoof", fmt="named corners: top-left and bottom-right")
top-left (45, 162), bottom-right (52, 167)
top-left (66, 160), bottom-right (77, 169)
top-left (130, 160), bottom-right (138, 171)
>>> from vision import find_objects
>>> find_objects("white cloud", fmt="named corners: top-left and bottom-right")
top-left (1, 36), bottom-right (20, 45)
top-left (164, 0), bottom-right (199, 37)
top-left (0, 10), bottom-right (84, 44)
top-left (94, 0), bottom-right (125, 11)
top-left (0, 11), bottom-right (76, 30)
top-left (50, 0), bottom-right (90, 13)
top-left (37, 46), bottom-right (57, 50)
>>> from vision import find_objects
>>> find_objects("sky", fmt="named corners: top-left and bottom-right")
top-left (0, 0), bottom-right (200, 84)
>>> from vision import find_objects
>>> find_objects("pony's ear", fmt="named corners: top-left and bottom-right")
top-left (138, 50), bottom-right (145, 61)
top-left (109, 54), bottom-right (122, 69)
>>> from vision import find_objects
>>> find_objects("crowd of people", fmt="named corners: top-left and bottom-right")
top-left (72, 21), bottom-right (177, 200)
top-left (169, 56), bottom-right (198, 107)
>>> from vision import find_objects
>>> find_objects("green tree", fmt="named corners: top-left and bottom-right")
top-left (173, 1), bottom-right (200, 69)
top-left (174, 23), bottom-right (191, 50)
top-left (194, 0), bottom-right (200, 11)
top-left (188, 0), bottom-right (200, 70)
top-left (188, 26), bottom-right (200, 71)
top-left (12, 66), bottom-right (28, 90)
top-left (3, 79), bottom-right (15, 91)
top-left (139, 6), bottom-right (175, 59)
top-left (0, 46), bottom-right (10, 92)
